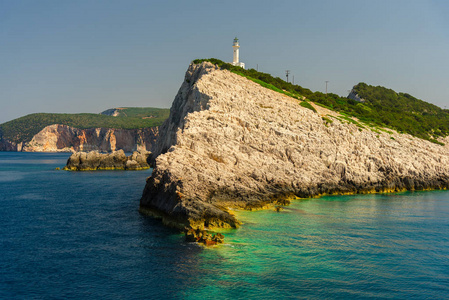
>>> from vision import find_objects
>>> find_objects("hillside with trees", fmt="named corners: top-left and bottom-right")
top-left (0, 107), bottom-right (169, 144)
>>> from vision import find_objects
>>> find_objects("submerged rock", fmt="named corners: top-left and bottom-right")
top-left (63, 150), bottom-right (151, 171)
top-left (185, 228), bottom-right (225, 246)
top-left (140, 61), bottom-right (449, 230)
top-left (274, 206), bottom-right (284, 212)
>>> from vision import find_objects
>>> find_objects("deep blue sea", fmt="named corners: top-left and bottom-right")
top-left (1, 152), bottom-right (449, 299)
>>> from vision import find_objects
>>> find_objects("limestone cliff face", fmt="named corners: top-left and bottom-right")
top-left (18, 124), bottom-right (158, 152)
top-left (140, 62), bottom-right (449, 229)
top-left (0, 139), bottom-right (22, 151)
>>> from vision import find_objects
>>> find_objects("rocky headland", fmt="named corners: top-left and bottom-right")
top-left (0, 124), bottom-right (158, 152)
top-left (64, 149), bottom-right (151, 171)
top-left (140, 61), bottom-right (449, 230)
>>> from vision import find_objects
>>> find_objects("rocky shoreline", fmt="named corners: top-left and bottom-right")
top-left (64, 150), bottom-right (151, 171)
top-left (139, 61), bottom-right (449, 231)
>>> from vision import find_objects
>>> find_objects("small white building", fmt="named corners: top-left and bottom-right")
top-left (231, 37), bottom-right (245, 69)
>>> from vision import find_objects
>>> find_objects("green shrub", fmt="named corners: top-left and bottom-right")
top-left (321, 116), bottom-right (333, 125)
top-left (299, 101), bottom-right (317, 113)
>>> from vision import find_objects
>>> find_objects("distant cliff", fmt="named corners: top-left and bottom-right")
top-left (100, 108), bottom-right (122, 117)
top-left (100, 107), bottom-right (166, 119)
top-left (0, 124), bottom-right (158, 152)
top-left (140, 62), bottom-right (449, 230)
top-left (0, 132), bottom-right (20, 151)
top-left (0, 107), bottom-right (169, 152)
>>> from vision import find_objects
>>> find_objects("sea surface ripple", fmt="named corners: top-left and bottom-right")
top-left (1, 152), bottom-right (448, 299)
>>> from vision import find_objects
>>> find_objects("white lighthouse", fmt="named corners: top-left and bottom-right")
top-left (231, 37), bottom-right (245, 69)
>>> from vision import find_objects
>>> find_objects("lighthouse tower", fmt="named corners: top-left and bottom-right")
top-left (231, 37), bottom-right (245, 69)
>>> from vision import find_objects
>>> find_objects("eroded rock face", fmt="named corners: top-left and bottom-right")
top-left (63, 150), bottom-right (151, 171)
top-left (0, 139), bottom-right (22, 151)
top-left (19, 125), bottom-right (158, 152)
top-left (140, 62), bottom-right (449, 230)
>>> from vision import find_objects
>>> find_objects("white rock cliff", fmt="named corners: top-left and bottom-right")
top-left (140, 62), bottom-right (449, 229)
top-left (1, 124), bottom-right (158, 152)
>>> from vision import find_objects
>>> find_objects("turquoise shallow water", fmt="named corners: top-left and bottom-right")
top-left (1, 152), bottom-right (449, 299)
top-left (191, 193), bottom-right (449, 299)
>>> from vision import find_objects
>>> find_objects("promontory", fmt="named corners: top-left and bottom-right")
top-left (140, 61), bottom-right (449, 230)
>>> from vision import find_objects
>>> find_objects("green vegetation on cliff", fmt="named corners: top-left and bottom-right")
top-left (0, 107), bottom-right (170, 144)
top-left (194, 58), bottom-right (449, 143)
top-left (350, 83), bottom-right (449, 141)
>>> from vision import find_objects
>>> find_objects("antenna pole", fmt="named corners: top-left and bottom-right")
top-left (325, 81), bottom-right (329, 95)
top-left (286, 70), bottom-right (290, 83)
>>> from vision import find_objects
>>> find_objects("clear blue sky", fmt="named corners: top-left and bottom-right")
top-left (1, 0), bottom-right (448, 123)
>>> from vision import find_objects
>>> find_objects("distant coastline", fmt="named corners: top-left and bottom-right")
top-left (0, 107), bottom-right (168, 152)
